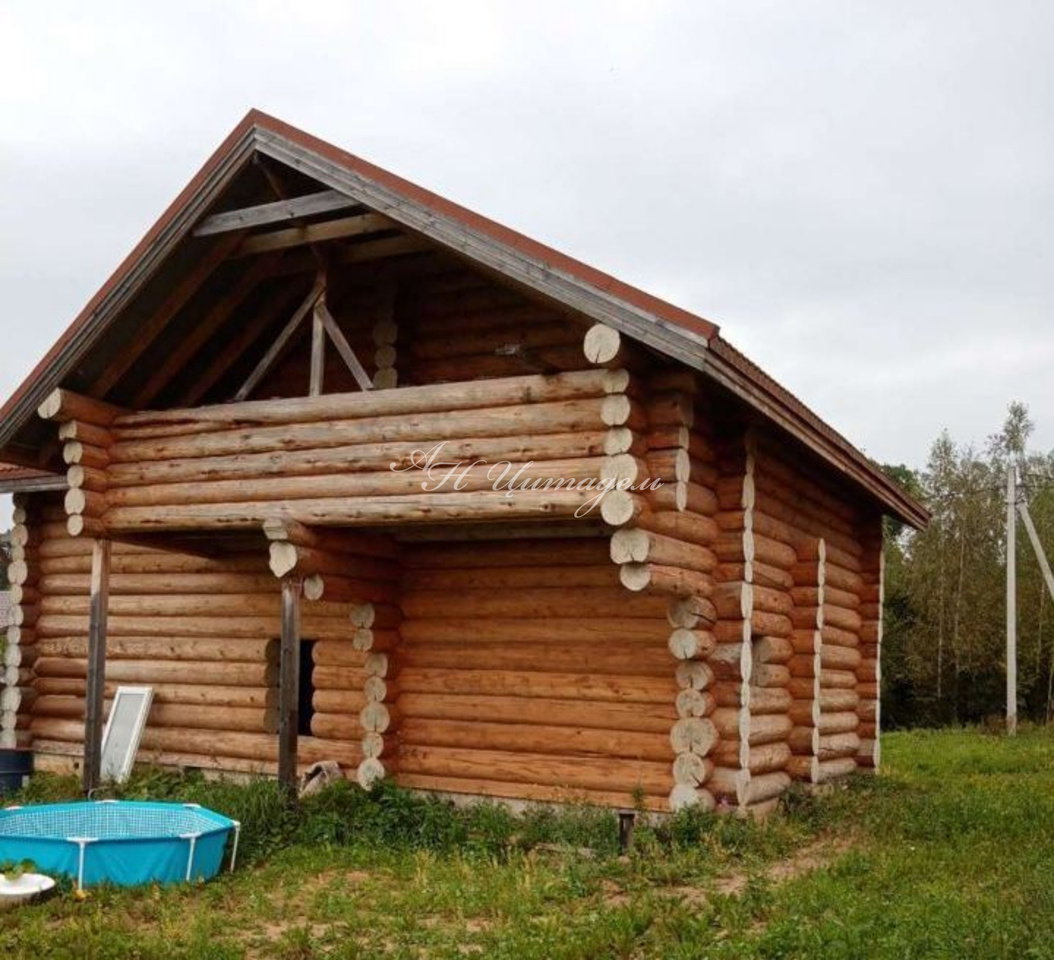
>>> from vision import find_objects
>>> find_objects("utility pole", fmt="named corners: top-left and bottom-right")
top-left (1006, 463), bottom-right (1018, 736)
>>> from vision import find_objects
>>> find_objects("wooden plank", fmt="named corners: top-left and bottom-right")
top-left (193, 190), bottom-right (357, 236)
top-left (234, 213), bottom-right (394, 256)
top-left (277, 576), bottom-right (301, 793)
top-left (82, 538), bottom-right (111, 794)
top-left (132, 255), bottom-right (279, 407)
top-left (343, 235), bottom-right (431, 264)
top-left (317, 302), bottom-right (373, 391)
top-left (92, 232), bottom-right (245, 400)
top-left (234, 276), bottom-right (324, 401)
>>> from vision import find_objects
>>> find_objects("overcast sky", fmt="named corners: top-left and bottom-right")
top-left (2, 0), bottom-right (1052, 475)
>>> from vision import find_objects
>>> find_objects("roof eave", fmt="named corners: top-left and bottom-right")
top-left (705, 345), bottom-right (929, 529)
top-left (0, 119), bottom-right (261, 450)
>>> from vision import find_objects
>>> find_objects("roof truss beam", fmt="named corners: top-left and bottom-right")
top-left (253, 130), bottom-right (713, 370)
top-left (233, 212), bottom-right (396, 257)
top-left (233, 272), bottom-right (374, 402)
top-left (193, 189), bottom-right (358, 236)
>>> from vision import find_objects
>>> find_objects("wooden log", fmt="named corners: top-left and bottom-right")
top-left (398, 667), bottom-right (675, 704)
top-left (672, 752), bottom-right (713, 787)
top-left (751, 664), bottom-right (791, 689)
top-left (360, 701), bottom-right (396, 734)
top-left (58, 420), bottom-right (112, 448)
top-left (667, 596), bottom-right (718, 629)
top-left (399, 617), bottom-right (667, 645)
top-left (399, 691), bottom-right (676, 733)
top-left (675, 661), bottom-right (714, 691)
top-left (712, 741), bottom-right (790, 774)
top-left (34, 655), bottom-right (276, 686)
top-left (818, 732), bottom-right (861, 760)
top-left (405, 565), bottom-right (620, 591)
top-left (38, 635), bottom-right (276, 663)
top-left (39, 593), bottom-right (366, 619)
top-left (33, 677), bottom-right (275, 708)
top-left (818, 712), bottom-right (860, 736)
top-left (401, 588), bottom-right (670, 620)
top-left (110, 431), bottom-right (612, 489)
top-left (583, 323), bottom-right (623, 364)
top-left (109, 456), bottom-right (606, 509)
top-left (105, 489), bottom-right (599, 532)
top-left (400, 717), bottom-right (673, 762)
top-left (816, 757), bottom-right (858, 782)
top-left (646, 449), bottom-right (691, 484)
top-left (35, 614), bottom-right (355, 642)
top-left (610, 528), bottom-right (717, 572)
top-left (599, 490), bottom-right (649, 526)
top-left (397, 745), bottom-right (671, 797)
top-left (620, 564), bottom-right (713, 598)
top-left (400, 642), bottom-right (670, 677)
top-left (753, 635), bottom-right (793, 665)
top-left (117, 369), bottom-right (630, 429)
top-left (744, 770), bottom-right (791, 805)
top-left (310, 713), bottom-right (363, 740)
top-left (38, 389), bottom-right (125, 425)
top-left (669, 717), bottom-right (718, 756)
top-left (667, 628), bottom-right (717, 661)
top-left (637, 510), bottom-right (720, 548)
top-left (675, 688), bottom-right (715, 719)
top-left (33, 697), bottom-right (274, 734)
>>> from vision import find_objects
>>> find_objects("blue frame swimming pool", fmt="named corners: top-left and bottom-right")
top-left (0, 800), bottom-right (240, 889)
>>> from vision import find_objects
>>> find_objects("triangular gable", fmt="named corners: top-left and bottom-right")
top-left (0, 110), bottom-right (926, 527)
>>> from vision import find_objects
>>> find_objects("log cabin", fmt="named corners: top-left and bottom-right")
top-left (0, 111), bottom-right (926, 816)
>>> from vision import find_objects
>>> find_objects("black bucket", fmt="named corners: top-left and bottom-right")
top-left (0, 748), bottom-right (33, 796)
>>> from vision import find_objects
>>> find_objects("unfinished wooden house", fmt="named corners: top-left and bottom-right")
top-left (0, 111), bottom-right (926, 815)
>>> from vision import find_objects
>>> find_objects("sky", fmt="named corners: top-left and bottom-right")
top-left (1, 0), bottom-right (1052, 481)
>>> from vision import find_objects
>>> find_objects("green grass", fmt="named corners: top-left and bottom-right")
top-left (4, 727), bottom-right (1054, 958)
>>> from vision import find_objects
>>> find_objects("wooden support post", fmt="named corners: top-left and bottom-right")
top-left (82, 539), bottom-right (111, 794)
top-left (277, 576), bottom-right (302, 793)
top-left (317, 301), bottom-right (373, 392)
top-left (235, 275), bottom-right (324, 401)
top-left (310, 305), bottom-right (326, 397)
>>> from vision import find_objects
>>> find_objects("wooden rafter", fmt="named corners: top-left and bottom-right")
top-left (233, 213), bottom-right (395, 257)
top-left (234, 274), bottom-right (325, 401)
top-left (131, 254), bottom-right (280, 408)
top-left (92, 232), bottom-right (244, 400)
top-left (193, 189), bottom-right (357, 236)
top-left (179, 282), bottom-right (303, 407)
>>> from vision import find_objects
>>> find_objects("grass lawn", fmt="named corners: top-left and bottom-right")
top-left (3, 727), bottom-right (1054, 959)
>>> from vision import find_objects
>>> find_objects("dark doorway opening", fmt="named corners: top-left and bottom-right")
top-left (298, 639), bottom-right (316, 737)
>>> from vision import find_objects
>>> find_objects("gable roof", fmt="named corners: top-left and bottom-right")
top-left (0, 109), bottom-right (927, 527)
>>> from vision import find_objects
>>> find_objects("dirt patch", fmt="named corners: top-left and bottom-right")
top-left (661, 835), bottom-right (859, 906)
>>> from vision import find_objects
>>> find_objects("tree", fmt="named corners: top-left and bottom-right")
top-left (880, 402), bottom-right (1054, 727)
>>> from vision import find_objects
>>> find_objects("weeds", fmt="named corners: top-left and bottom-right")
top-left (4, 727), bottom-right (1054, 958)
